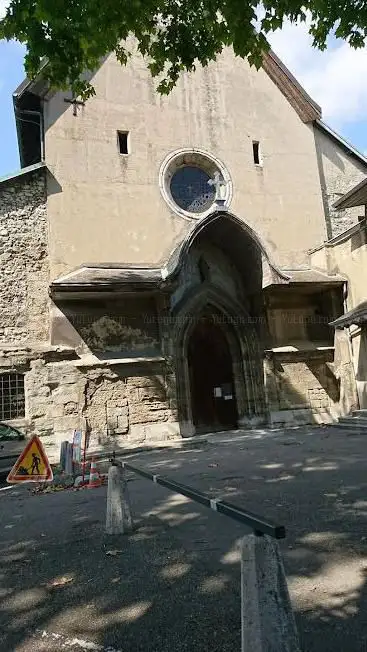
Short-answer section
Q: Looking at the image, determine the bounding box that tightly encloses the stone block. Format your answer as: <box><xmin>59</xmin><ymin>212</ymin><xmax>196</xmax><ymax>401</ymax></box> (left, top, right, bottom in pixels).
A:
<box><xmin>241</xmin><ymin>534</ymin><xmax>300</xmax><ymax>651</ymax></box>
<box><xmin>108</xmin><ymin>406</ymin><xmax>128</xmax><ymax>418</ymax></box>
<box><xmin>53</xmin><ymin>388</ymin><xmax>81</xmax><ymax>405</ymax></box>
<box><xmin>129</xmin><ymin>421</ymin><xmax>180</xmax><ymax>442</ymax></box>
<box><xmin>50</xmin><ymin>404</ymin><xmax>64</xmax><ymax>418</ymax></box>
<box><xmin>139</xmin><ymin>386</ymin><xmax>166</xmax><ymax>402</ymax></box>
<box><xmin>269</xmin><ymin>408</ymin><xmax>313</xmax><ymax>427</ymax></box>
<box><xmin>129</xmin><ymin>408</ymin><xmax>169</xmax><ymax>424</ymax></box>
<box><xmin>38</xmin><ymin>385</ymin><xmax>51</xmax><ymax>397</ymax></box>
<box><xmin>53</xmin><ymin>415</ymin><xmax>80</xmax><ymax>432</ymax></box>
<box><xmin>107</xmin><ymin>397</ymin><xmax>127</xmax><ymax>409</ymax></box>
<box><xmin>28</xmin><ymin>401</ymin><xmax>50</xmax><ymax>418</ymax></box>
<box><xmin>116</xmin><ymin>415</ymin><xmax>129</xmax><ymax>433</ymax></box>
<box><xmin>64</xmin><ymin>401</ymin><xmax>79</xmax><ymax>415</ymax></box>
<box><xmin>127</xmin><ymin>388</ymin><xmax>140</xmax><ymax>404</ymax></box>
<box><xmin>127</xmin><ymin>375</ymin><xmax>165</xmax><ymax>389</ymax></box>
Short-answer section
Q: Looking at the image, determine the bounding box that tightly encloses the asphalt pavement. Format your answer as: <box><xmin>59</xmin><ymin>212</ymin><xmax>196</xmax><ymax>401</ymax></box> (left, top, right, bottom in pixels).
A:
<box><xmin>1</xmin><ymin>425</ymin><xmax>367</xmax><ymax>651</ymax></box>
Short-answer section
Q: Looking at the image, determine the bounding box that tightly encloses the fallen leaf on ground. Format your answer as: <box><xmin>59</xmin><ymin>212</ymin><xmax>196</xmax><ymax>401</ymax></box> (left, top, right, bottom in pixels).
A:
<box><xmin>47</xmin><ymin>575</ymin><xmax>74</xmax><ymax>588</ymax></box>
<box><xmin>111</xmin><ymin>576</ymin><xmax>121</xmax><ymax>583</ymax></box>
<box><xmin>106</xmin><ymin>550</ymin><xmax>122</xmax><ymax>556</ymax></box>
<box><xmin>208</xmin><ymin>463</ymin><xmax>218</xmax><ymax>468</ymax></box>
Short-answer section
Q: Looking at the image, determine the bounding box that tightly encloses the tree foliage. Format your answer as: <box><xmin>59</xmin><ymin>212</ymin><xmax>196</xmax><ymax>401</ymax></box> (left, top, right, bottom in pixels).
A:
<box><xmin>1</xmin><ymin>0</ymin><xmax>367</xmax><ymax>98</ymax></box>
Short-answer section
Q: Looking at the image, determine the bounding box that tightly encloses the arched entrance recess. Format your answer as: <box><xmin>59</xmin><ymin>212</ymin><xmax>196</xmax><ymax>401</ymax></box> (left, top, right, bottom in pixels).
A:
<box><xmin>188</xmin><ymin>313</ymin><xmax>237</xmax><ymax>433</ymax></box>
<box><xmin>174</xmin><ymin>287</ymin><xmax>265</xmax><ymax>436</ymax></box>
<box><xmin>165</xmin><ymin>210</ymin><xmax>286</xmax><ymax>436</ymax></box>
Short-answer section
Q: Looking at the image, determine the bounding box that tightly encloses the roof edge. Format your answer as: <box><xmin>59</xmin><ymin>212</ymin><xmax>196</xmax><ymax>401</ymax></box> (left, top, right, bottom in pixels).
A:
<box><xmin>267</xmin><ymin>50</ymin><xmax>322</xmax><ymax>116</ymax></box>
<box><xmin>0</xmin><ymin>162</ymin><xmax>46</xmax><ymax>188</ymax></box>
<box><xmin>316</xmin><ymin>120</ymin><xmax>367</xmax><ymax>167</ymax></box>
<box><xmin>330</xmin><ymin>300</ymin><xmax>367</xmax><ymax>329</ymax></box>
<box><xmin>333</xmin><ymin>177</ymin><xmax>367</xmax><ymax>209</ymax></box>
<box><xmin>262</xmin><ymin>50</ymin><xmax>321</xmax><ymax>123</ymax></box>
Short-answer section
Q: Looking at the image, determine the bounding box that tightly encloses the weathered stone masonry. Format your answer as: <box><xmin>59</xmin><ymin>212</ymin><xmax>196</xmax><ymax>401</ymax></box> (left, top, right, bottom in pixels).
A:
<box><xmin>26</xmin><ymin>359</ymin><xmax>177</xmax><ymax>460</ymax></box>
<box><xmin>0</xmin><ymin>169</ymin><xmax>176</xmax><ymax>458</ymax></box>
<box><xmin>0</xmin><ymin>168</ymin><xmax>49</xmax><ymax>344</ymax></box>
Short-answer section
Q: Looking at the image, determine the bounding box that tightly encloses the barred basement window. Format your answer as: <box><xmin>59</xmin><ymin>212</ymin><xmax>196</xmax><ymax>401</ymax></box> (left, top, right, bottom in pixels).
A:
<box><xmin>0</xmin><ymin>374</ymin><xmax>25</xmax><ymax>420</ymax></box>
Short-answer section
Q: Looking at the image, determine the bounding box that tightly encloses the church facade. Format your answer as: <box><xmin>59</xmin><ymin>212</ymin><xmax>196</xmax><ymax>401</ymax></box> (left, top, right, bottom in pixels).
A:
<box><xmin>1</xmin><ymin>47</ymin><xmax>366</xmax><ymax>457</ymax></box>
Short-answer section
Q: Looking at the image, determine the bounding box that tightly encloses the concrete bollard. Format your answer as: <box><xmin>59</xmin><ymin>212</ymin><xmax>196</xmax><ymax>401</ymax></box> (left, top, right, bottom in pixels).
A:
<box><xmin>241</xmin><ymin>534</ymin><xmax>300</xmax><ymax>652</ymax></box>
<box><xmin>106</xmin><ymin>464</ymin><xmax>133</xmax><ymax>535</ymax></box>
<box><xmin>64</xmin><ymin>442</ymin><xmax>73</xmax><ymax>475</ymax></box>
<box><xmin>121</xmin><ymin>465</ymin><xmax>134</xmax><ymax>533</ymax></box>
<box><xmin>59</xmin><ymin>441</ymin><xmax>68</xmax><ymax>470</ymax></box>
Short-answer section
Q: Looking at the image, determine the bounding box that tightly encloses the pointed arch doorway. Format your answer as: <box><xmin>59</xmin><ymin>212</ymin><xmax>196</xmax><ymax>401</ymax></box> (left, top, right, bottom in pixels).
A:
<box><xmin>187</xmin><ymin>316</ymin><xmax>238</xmax><ymax>433</ymax></box>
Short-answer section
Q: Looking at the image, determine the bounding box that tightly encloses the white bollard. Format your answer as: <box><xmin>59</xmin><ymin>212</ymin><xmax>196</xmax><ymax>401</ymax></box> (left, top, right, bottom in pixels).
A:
<box><xmin>106</xmin><ymin>464</ymin><xmax>133</xmax><ymax>535</ymax></box>
<box><xmin>241</xmin><ymin>533</ymin><xmax>300</xmax><ymax>652</ymax></box>
<box><xmin>121</xmin><ymin>465</ymin><xmax>134</xmax><ymax>533</ymax></box>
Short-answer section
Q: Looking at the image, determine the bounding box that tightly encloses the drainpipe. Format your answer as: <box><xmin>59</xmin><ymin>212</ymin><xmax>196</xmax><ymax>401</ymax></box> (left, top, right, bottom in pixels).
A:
<box><xmin>342</xmin><ymin>281</ymin><xmax>360</xmax><ymax>410</ymax></box>
<box><xmin>342</xmin><ymin>281</ymin><xmax>354</xmax><ymax>357</ymax></box>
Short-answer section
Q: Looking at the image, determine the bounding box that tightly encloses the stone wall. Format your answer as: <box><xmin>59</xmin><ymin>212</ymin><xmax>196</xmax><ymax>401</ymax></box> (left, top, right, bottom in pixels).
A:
<box><xmin>315</xmin><ymin>126</ymin><xmax>367</xmax><ymax>239</ymax></box>
<box><xmin>52</xmin><ymin>297</ymin><xmax>160</xmax><ymax>355</ymax></box>
<box><xmin>12</xmin><ymin>356</ymin><xmax>178</xmax><ymax>460</ymax></box>
<box><xmin>0</xmin><ymin>168</ymin><xmax>49</xmax><ymax>344</ymax></box>
<box><xmin>264</xmin><ymin>351</ymin><xmax>340</xmax><ymax>426</ymax></box>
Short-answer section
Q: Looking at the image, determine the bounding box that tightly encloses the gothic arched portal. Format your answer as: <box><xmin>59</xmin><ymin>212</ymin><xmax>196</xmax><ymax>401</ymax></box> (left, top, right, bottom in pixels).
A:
<box><xmin>173</xmin><ymin>287</ymin><xmax>266</xmax><ymax>437</ymax></box>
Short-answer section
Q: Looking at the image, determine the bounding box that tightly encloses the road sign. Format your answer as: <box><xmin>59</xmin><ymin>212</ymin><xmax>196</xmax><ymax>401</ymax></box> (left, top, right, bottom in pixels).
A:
<box><xmin>6</xmin><ymin>435</ymin><xmax>53</xmax><ymax>483</ymax></box>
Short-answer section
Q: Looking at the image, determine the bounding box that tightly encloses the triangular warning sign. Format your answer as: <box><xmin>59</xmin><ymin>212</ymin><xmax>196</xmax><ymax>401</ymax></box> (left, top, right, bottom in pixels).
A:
<box><xmin>7</xmin><ymin>435</ymin><xmax>53</xmax><ymax>483</ymax></box>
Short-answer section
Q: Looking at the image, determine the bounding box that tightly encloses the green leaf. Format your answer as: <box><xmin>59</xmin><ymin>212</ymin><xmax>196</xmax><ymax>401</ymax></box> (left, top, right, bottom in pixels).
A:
<box><xmin>2</xmin><ymin>0</ymin><xmax>367</xmax><ymax>96</ymax></box>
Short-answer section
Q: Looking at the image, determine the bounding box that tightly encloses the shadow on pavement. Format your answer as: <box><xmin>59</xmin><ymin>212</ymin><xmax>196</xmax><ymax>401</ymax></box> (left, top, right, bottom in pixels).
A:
<box><xmin>1</xmin><ymin>425</ymin><xmax>367</xmax><ymax>651</ymax></box>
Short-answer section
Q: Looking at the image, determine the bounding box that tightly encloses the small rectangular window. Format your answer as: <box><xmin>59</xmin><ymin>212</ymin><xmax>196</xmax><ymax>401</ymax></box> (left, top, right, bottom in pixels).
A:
<box><xmin>252</xmin><ymin>141</ymin><xmax>261</xmax><ymax>165</ymax></box>
<box><xmin>0</xmin><ymin>373</ymin><xmax>25</xmax><ymax>420</ymax></box>
<box><xmin>117</xmin><ymin>131</ymin><xmax>129</xmax><ymax>155</ymax></box>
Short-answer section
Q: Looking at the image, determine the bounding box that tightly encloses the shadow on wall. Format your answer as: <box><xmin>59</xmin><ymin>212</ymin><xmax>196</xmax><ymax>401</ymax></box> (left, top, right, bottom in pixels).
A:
<box><xmin>52</xmin><ymin>299</ymin><xmax>161</xmax><ymax>357</ymax></box>
<box><xmin>265</xmin><ymin>352</ymin><xmax>341</xmax><ymax>426</ymax></box>
<box><xmin>2</xmin><ymin>426</ymin><xmax>367</xmax><ymax>651</ymax></box>
<box><xmin>350</xmin><ymin>227</ymin><xmax>366</xmax><ymax>253</ymax></box>
<box><xmin>81</xmin><ymin>341</ymin><xmax>345</xmax><ymax>449</ymax></box>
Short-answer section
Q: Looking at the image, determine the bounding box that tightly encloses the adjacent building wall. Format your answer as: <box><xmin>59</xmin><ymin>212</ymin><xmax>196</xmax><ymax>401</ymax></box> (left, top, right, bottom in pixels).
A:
<box><xmin>314</xmin><ymin>126</ymin><xmax>367</xmax><ymax>238</ymax></box>
<box><xmin>264</xmin><ymin>350</ymin><xmax>340</xmax><ymax>426</ymax></box>
<box><xmin>326</xmin><ymin>226</ymin><xmax>367</xmax><ymax>409</ymax></box>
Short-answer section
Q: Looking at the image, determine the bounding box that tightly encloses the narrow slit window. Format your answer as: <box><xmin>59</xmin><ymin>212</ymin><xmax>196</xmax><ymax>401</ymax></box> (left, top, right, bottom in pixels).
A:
<box><xmin>252</xmin><ymin>141</ymin><xmax>261</xmax><ymax>165</ymax></box>
<box><xmin>117</xmin><ymin>131</ymin><xmax>129</xmax><ymax>154</ymax></box>
<box><xmin>0</xmin><ymin>373</ymin><xmax>25</xmax><ymax>420</ymax></box>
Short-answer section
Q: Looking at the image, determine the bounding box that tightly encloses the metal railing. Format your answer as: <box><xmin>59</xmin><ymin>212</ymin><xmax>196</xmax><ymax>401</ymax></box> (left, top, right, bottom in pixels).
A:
<box><xmin>106</xmin><ymin>460</ymin><xmax>299</xmax><ymax>650</ymax></box>
<box><xmin>122</xmin><ymin>461</ymin><xmax>285</xmax><ymax>539</ymax></box>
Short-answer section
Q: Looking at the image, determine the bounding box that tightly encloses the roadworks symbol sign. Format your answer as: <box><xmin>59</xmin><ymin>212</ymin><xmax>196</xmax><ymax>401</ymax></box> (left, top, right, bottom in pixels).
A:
<box><xmin>7</xmin><ymin>435</ymin><xmax>53</xmax><ymax>483</ymax></box>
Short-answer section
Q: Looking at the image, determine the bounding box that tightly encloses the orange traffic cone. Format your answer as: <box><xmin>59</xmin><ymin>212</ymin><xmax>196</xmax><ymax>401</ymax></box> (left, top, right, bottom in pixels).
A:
<box><xmin>88</xmin><ymin>458</ymin><xmax>102</xmax><ymax>488</ymax></box>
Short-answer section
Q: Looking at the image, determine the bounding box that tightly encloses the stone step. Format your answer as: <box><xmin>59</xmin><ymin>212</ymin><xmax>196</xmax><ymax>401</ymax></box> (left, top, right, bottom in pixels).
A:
<box><xmin>339</xmin><ymin>415</ymin><xmax>367</xmax><ymax>425</ymax></box>
<box><xmin>353</xmin><ymin>409</ymin><xmax>367</xmax><ymax>417</ymax></box>
<box><xmin>337</xmin><ymin>417</ymin><xmax>367</xmax><ymax>429</ymax></box>
<box><xmin>338</xmin><ymin>415</ymin><xmax>367</xmax><ymax>425</ymax></box>
<box><xmin>349</xmin><ymin>417</ymin><xmax>367</xmax><ymax>425</ymax></box>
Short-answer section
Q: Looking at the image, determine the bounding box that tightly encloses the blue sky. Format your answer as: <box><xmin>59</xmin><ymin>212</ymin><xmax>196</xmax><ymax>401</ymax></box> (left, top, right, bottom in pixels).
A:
<box><xmin>0</xmin><ymin>39</ymin><xmax>26</xmax><ymax>177</ymax></box>
<box><xmin>1</xmin><ymin>16</ymin><xmax>367</xmax><ymax>178</ymax></box>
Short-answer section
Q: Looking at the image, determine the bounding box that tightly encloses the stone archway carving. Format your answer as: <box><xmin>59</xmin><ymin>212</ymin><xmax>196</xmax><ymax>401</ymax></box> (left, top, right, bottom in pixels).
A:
<box><xmin>172</xmin><ymin>284</ymin><xmax>266</xmax><ymax>436</ymax></box>
<box><xmin>161</xmin><ymin>209</ymin><xmax>290</xmax><ymax>289</ymax></box>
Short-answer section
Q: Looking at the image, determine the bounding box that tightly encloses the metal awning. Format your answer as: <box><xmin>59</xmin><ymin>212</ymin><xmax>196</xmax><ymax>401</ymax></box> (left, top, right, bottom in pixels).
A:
<box><xmin>50</xmin><ymin>265</ymin><xmax>163</xmax><ymax>298</ymax></box>
<box><xmin>334</xmin><ymin>177</ymin><xmax>367</xmax><ymax>209</ymax></box>
<box><xmin>329</xmin><ymin>300</ymin><xmax>367</xmax><ymax>329</ymax></box>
